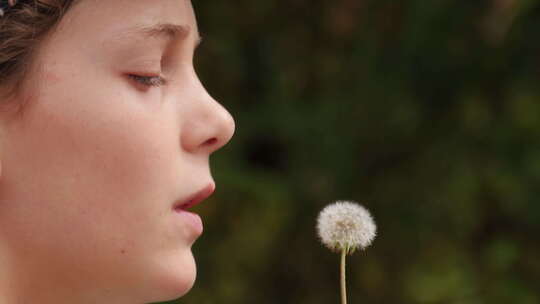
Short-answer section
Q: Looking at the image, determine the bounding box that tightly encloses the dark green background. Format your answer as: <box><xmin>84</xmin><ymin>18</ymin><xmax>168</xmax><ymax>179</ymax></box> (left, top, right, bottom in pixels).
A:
<box><xmin>161</xmin><ymin>0</ymin><xmax>540</xmax><ymax>303</ymax></box>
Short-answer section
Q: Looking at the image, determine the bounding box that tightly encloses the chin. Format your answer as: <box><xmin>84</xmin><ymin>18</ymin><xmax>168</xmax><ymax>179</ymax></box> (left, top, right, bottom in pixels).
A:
<box><xmin>144</xmin><ymin>250</ymin><xmax>198</xmax><ymax>302</ymax></box>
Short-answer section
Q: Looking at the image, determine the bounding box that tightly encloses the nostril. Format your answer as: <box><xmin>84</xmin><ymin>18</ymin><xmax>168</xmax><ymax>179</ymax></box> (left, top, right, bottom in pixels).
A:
<box><xmin>204</xmin><ymin>137</ymin><xmax>218</xmax><ymax>146</ymax></box>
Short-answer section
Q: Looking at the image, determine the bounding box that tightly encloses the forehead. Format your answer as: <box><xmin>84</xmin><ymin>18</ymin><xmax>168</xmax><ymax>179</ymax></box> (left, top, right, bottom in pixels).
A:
<box><xmin>59</xmin><ymin>0</ymin><xmax>198</xmax><ymax>44</ymax></box>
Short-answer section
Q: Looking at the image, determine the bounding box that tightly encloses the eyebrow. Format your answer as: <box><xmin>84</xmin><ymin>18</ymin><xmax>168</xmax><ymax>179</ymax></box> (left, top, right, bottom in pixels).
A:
<box><xmin>115</xmin><ymin>22</ymin><xmax>202</xmax><ymax>47</ymax></box>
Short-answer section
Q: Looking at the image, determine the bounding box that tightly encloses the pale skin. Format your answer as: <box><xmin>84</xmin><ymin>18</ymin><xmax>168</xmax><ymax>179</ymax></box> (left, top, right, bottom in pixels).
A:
<box><xmin>0</xmin><ymin>0</ymin><xmax>235</xmax><ymax>303</ymax></box>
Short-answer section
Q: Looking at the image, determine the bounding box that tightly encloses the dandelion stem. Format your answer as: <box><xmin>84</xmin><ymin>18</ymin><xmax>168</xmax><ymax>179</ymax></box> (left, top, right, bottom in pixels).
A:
<box><xmin>340</xmin><ymin>248</ymin><xmax>347</xmax><ymax>304</ymax></box>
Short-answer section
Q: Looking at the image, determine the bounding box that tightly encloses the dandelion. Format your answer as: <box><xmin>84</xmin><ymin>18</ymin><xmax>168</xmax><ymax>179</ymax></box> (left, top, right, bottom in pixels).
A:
<box><xmin>317</xmin><ymin>201</ymin><xmax>377</xmax><ymax>304</ymax></box>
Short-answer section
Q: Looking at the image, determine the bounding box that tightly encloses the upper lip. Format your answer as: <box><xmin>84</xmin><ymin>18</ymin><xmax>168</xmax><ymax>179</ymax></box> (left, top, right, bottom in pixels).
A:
<box><xmin>173</xmin><ymin>183</ymin><xmax>216</xmax><ymax>211</ymax></box>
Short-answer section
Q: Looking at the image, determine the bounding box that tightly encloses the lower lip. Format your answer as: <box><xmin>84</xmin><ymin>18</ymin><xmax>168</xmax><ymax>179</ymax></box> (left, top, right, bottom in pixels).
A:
<box><xmin>174</xmin><ymin>208</ymin><xmax>203</xmax><ymax>236</ymax></box>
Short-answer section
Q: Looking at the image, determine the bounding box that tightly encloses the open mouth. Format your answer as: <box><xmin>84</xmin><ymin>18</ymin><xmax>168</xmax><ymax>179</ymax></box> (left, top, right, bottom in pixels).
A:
<box><xmin>172</xmin><ymin>183</ymin><xmax>215</xmax><ymax>212</ymax></box>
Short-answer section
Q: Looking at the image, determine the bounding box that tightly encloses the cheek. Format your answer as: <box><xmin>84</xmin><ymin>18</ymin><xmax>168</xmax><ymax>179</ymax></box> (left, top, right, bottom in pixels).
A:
<box><xmin>1</xmin><ymin>71</ymin><xmax>184</xmax><ymax>282</ymax></box>
<box><xmin>19</xmin><ymin>81</ymin><xmax>177</xmax><ymax>208</ymax></box>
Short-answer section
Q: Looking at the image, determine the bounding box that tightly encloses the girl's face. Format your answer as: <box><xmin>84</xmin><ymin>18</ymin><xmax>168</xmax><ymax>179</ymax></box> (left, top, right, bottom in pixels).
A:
<box><xmin>0</xmin><ymin>0</ymin><xmax>234</xmax><ymax>302</ymax></box>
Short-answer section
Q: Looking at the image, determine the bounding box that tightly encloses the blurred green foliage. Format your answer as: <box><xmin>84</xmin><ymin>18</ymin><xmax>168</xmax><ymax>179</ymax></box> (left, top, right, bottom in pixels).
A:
<box><xmin>161</xmin><ymin>0</ymin><xmax>540</xmax><ymax>303</ymax></box>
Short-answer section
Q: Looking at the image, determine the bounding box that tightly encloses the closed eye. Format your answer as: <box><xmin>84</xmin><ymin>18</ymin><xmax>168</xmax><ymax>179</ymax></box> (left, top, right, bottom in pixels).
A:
<box><xmin>128</xmin><ymin>74</ymin><xmax>167</xmax><ymax>87</ymax></box>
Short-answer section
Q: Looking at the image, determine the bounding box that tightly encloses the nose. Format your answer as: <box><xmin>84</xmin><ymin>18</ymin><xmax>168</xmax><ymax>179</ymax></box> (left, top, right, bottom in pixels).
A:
<box><xmin>180</xmin><ymin>81</ymin><xmax>235</xmax><ymax>154</ymax></box>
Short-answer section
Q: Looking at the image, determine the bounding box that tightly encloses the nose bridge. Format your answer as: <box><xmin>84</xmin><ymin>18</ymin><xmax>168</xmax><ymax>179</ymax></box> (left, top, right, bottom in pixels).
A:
<box><xmin>180</xmin><ymin>77</ymin><xmax>235</xmax><ymax>154</ymax></box>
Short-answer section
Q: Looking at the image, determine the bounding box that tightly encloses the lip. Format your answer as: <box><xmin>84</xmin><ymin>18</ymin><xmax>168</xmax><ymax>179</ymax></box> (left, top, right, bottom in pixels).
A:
<box><xmin>175</xmin><ymin>209</ymin><xmax>204</xmax><ymax>236</ymax></box>
<box><xmin>172</xmin><ymin>183</ymin><xmax>215</xmax><ymax>237</ymax></box>
<box><xmin>173</xmin><ymin>182</ymin><xmax>216</xmax><ymax>211</ymax></box>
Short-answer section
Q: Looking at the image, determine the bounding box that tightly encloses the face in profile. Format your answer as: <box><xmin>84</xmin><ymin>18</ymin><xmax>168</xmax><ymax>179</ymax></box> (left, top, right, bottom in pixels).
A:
<box><xmin>0</xmin><ymin>0</ymin><xmax>234</xmax><ymax>302</ymax></box>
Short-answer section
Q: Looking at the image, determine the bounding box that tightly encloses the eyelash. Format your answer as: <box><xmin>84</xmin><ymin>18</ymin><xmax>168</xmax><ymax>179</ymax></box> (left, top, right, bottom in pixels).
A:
<box><xmin>128</xmin><ymin>74</ymin><xmax>167</xmax><ymax>87</ymax></box>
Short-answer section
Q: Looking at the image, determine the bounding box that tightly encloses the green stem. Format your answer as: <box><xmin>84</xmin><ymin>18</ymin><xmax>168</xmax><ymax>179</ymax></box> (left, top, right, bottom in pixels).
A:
<box><xmin>340</xmin><ymin>249</ymin><xmax>347</xmax><ymax>304</ymax></box>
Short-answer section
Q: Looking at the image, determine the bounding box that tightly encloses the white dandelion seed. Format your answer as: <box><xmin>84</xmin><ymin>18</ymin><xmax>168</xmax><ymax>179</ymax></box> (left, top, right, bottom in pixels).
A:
<box><xmin>316</xmin><ymin>200</ymin><xmax>377</xmax><ymax>304</ymax></box>
<box><xmin>317</xmin><ymin>200</ymin><xmax>377</xmax><ymax>254</ymax></box>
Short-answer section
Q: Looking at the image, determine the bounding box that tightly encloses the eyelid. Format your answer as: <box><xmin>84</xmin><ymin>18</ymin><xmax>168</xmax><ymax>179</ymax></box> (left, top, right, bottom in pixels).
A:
<box><xmin>128</xmin><ymin>74</ymin><xmax>167</xmax><ymax>88</ymax></box>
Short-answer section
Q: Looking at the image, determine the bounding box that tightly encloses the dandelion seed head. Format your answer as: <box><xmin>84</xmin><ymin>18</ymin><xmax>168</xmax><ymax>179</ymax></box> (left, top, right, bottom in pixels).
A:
<box><xmin>316</xmin><ymin>200</ymin><xmax>377</xmax><ymax>254</ymax></box>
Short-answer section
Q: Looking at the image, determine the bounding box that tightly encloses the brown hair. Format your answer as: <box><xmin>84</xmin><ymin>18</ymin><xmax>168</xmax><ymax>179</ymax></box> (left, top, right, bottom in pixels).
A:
<box><xmin>0</xmin><ymin>0</ymin><xmax>77</xmax><ymax>116</ymax></box>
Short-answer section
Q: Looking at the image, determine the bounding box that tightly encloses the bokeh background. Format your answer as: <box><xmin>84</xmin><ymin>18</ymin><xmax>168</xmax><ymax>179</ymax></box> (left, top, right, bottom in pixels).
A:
<box><xmin>162</xmin><ymin>1</ymin><xmax>540</xmax><ymax>303</ymax></box>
